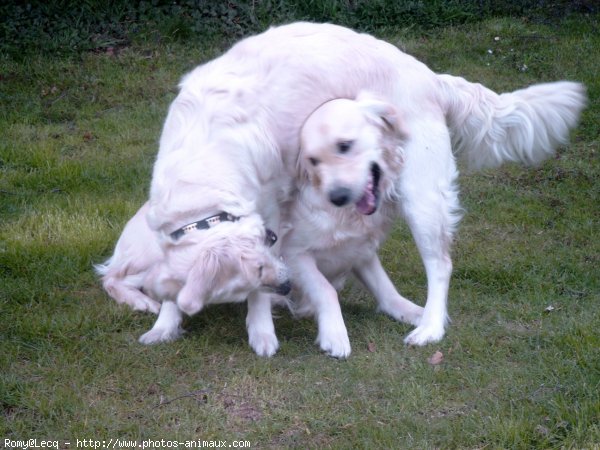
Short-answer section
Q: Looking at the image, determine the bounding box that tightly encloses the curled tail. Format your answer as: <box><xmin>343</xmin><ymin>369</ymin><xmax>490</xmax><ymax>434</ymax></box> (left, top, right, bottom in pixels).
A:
<box><xmin>437</xmin><ymin>74</ymin><xmax>587</xmax><ymax>170</ymax></box>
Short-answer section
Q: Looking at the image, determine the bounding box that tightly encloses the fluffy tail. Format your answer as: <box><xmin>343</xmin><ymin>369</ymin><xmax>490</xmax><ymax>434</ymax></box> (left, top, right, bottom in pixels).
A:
<box><xmin>437</xmin><ymin>74</ymin><xmax>587</xmax><ymax>170</ymax></box>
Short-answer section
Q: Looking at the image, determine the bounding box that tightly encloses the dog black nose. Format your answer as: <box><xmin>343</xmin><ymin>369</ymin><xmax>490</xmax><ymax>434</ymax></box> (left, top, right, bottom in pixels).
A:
<box><xmin>275</xmin><ymin>280</ymin><xmax>292</xmax><ymax>296</ymax></box>
<box><xmin>328</xmin><ymin>187</ymin><xmax>352</xmax><ymax>207</ymax></box>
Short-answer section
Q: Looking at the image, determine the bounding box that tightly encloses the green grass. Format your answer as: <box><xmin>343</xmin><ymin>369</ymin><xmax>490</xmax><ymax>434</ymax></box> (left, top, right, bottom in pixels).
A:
<box><xmin>1</xmin><ymin>15</ymin><xmax>599</xmax><ymax>449</ymax></box>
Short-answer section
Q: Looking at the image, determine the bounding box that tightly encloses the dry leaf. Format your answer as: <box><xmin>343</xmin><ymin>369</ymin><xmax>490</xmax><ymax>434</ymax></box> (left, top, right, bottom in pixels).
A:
<box><xmin>427</xmin><ymin>350</ymin><xmax>444</xmax><ymax>365</ymax></box>
<box><xmin>367</xmin><ymin>342</ymin><xmax>376</xmax><ymax>353</ymax></box>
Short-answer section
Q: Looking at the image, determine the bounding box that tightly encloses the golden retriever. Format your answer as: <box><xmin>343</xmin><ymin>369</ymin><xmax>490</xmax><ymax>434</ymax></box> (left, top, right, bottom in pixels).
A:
<box><xmin>96</xmin><ymin>203</ymin><xmax>290</xmax><ymax>349</ymax></box>
<box><xmin>280</xmin><ymin>92</ymin><xmax>422</xmax><ymax>357</ymax></box>
<box><xmin>282</xmin><ymin>81</ymin><xmax>585</xmax><ymax>357</ymax></box>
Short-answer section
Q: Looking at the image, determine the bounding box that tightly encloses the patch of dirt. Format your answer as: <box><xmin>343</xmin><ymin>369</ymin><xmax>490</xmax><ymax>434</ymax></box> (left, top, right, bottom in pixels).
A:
<box><xmin>220</xmin><ymin>393</ymin><xmax>263</xmax><ymax>422</ymax></box>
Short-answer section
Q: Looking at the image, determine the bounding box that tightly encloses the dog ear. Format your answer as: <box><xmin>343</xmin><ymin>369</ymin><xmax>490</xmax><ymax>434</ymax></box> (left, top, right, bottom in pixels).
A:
<box><xmin>239</xmin><ymin>250</ymin><xmax>261</xmax><ymax>283</ymax></box>
<box><xmin>356</xmin><ymin>91</ymin><xmax>408</xmax><ymax>139</ymax></box>
<box><xmin>295</xmin><ymin>149</ymin><xmax>308</xmax><ymax>181</ymax></box>
<box><xmin>176</xmin><ymin>252</ymin><xmax>220</xmax><ymax>316</ymax></box>
<box><xmin>295</xmin><ymin>138</ymin><xmax>314</xmax><ymax>185</ymax></box>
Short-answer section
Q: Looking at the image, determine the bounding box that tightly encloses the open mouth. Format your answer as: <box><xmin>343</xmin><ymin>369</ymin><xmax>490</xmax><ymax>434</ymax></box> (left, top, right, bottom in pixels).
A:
<box><xmin>355</xmin><ymin>163</ymin><xmax>381</xmax><ymax>215</ymax></box>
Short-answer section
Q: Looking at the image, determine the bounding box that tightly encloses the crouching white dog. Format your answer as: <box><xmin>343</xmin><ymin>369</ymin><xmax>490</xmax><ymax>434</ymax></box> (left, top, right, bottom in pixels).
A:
<box><xmin>96</xmin><ymin>202</ymin><xmax>290</xmax><ymax>355</ymax></box>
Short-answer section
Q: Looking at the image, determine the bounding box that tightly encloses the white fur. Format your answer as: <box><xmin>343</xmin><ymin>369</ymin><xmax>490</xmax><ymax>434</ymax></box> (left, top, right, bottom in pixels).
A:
<box><xmin>95</xmin><ymin>203</ymin><xmax>162</xmax><ymax>315</ymax></box>
<box><xmin>284</xmin><ymin>64</ymin><xmax>584</xmax><ymax>354</ymax></box>
<box><xmin>284</xmin><ymin>94</ymin><xmax>426</xmax><ymax>357</ymax></box>
<box><xmin>95</xmin><ymin>204</ymin><xmax>290</xmax><ymax>356</ymax></box>
<box><xmin>138</xmin><ymin>300</ymin><xmax>184</xmax><ymax>344</ymax></box>
<box><xmin>98</xmin><ymin>22</ymin><xmax>586</xmax><ymax>355</ymax></box>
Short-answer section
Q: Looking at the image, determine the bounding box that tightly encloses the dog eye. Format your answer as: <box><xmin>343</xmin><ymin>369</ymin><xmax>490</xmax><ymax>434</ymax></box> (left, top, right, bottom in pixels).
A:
<box><xmin>337</xmin><ymin>140</ymin><xmax>353</xmax><ymax>154</ymax></box>
<box><xmin>308</xmin><ymin>157</ymin><xmax>320</xmax><ymax>166</ymax></box>
<box><xmin>258</xmin><ymin>265</ymin><xmax>264</xmax><ymax>277</ymax></box>
<box><xmin>265</xmin><ymin>228</ymin><xmax>277</xmax><ymax>247</ymax></box>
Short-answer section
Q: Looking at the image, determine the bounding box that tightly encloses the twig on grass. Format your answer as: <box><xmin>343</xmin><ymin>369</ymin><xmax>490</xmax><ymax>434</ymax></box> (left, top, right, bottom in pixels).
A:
<box><xmin>154</xmin><ymin>389</ymin><xmax>211</xmax><ymax>407</ymax></box>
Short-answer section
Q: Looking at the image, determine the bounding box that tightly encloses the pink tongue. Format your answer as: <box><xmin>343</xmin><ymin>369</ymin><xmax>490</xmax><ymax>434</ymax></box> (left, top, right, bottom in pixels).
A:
<box><xmin>355</xmin><ymin>179</ymin><xmax>376</xmax><ymax>215</ymax></box>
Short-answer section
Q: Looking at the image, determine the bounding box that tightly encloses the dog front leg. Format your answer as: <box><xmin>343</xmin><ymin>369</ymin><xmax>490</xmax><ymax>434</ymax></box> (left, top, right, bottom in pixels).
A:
<box><xmin>138</xmin><ymin>300</ymin><xmax>185</xmax><ymax>344</ymax></box>
<box><xmin>352</xmin><ymin>254</ymin><xmax>423</xmax><ymax>326</ymax></box>
<box><xmin>294</xmin><ymin>254</ymin><xmax>351</xmax><ymax>358</ymax></box>
<box><xmin>246</xmin><ymin>291</ymin><xmax>279</xmax><ymax>357</ymax></box>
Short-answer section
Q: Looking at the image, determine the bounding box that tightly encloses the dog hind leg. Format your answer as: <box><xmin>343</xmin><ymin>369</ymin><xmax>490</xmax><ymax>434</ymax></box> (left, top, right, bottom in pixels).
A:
<box><xmin>398</xmin><ymin>121</ymin><xmax>460</xmax><ymax>346</ymax></box>
<box><xmin>102</xmin><ymin>276</ymin><xmax>161</xmax><ymax>314</ymax></box>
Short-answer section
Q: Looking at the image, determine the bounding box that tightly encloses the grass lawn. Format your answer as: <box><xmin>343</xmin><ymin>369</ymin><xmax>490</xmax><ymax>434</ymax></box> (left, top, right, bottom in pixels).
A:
<box><xmin>1</xmin><ymin>15</ymin><xmax>598</xmax><ymax>449</ymax></box>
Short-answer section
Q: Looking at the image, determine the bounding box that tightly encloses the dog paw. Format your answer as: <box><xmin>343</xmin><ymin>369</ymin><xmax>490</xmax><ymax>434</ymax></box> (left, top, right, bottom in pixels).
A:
<box><xmin>317</xmin><ymin>329</ymin><xmax>351</xmax><ymax>359</ymax></box>
<box><xmin>138</xmin><ymin>326</ymin><xmax>184</xmax><ymax>345</ymax></box>
<box><xmin>380</xmin><ymin>300</ymin><xmax>423</xmax><ymax>326</ymax></box>
<box><xmin>248</xmin><ymin>331</ymin><xmax>279</xmax><ymax>357</ymax></box>
<box><xmin>132</xmin><ymin>298</ymin><xmax>161</xmax><ymax>315</ymax></box>
<box><xmin>404</xmin><ymin>324</ymin><xmax>445</xmax><ymax>346</ymax></box>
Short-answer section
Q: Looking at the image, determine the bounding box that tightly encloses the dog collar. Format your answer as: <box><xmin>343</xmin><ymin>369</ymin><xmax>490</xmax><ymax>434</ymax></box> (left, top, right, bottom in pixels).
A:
<box><xmin>170</xmin><ymin>212</ymin><xmax>239</xmax><ymax>241</ymax></box>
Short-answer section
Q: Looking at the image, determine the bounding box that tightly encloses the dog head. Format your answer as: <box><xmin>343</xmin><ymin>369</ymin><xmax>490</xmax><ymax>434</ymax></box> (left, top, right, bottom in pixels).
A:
<box><xmin>299</xmin><ymin>92</ymin><xmax>407</xmax><ymax>215</ymax></box>
<box><xmin>171</xmin><ymin>214</ymin><xmax>290</xmax><ymax>316</ymax></box>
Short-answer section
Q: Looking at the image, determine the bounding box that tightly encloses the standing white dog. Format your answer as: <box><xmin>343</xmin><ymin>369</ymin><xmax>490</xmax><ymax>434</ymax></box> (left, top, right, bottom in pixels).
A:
<box><xmin>284</xmin><ymin>82</ymin><xmax>585</xmax><ymax>357</ymax></box>
<box><xmin>100</xmin><ymin>22</ymin><xmax>585</xmax><ymax>356</ymax></box>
